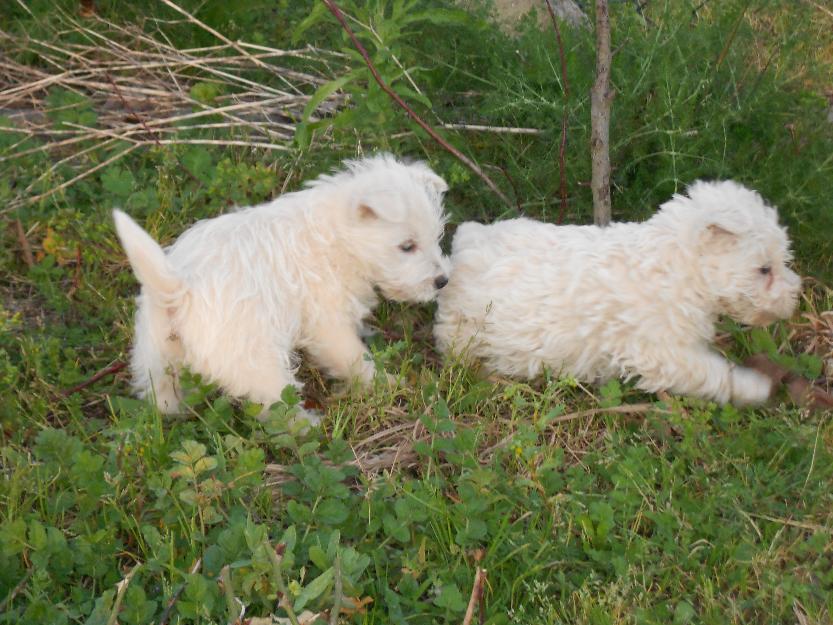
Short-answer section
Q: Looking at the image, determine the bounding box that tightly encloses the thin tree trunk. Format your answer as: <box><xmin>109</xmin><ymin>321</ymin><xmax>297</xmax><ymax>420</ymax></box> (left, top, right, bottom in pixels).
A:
<box><xmin>590</xmin><ymin>0</ymin><xmax>613</xmax><ymax>226</ymax></box>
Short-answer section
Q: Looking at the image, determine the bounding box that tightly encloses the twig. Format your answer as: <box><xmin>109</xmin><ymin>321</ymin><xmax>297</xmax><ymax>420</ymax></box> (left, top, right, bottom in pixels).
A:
<box><xmin>62</xmin><ymin>360</ymin><xmax>127</xmax><ymax>397</ymax></box>
<box><xmin>150</xmin><ymin>138</ymin><xmax>291</xmax><ymax>151</ymax></box>
<box><xmin>265</xmin><ymin>444</ymin><xmax>420</xmax><ymax>487</ymax></box>
<box><xmin>329</xmin><ymin>553</ymin><xmax>343</xmax><ymax>625</ymax></box>
<box><xmin>14</xmin><ymin>218</ymin><xmax>34</xmax><ymax>268</ymax></box>
<box><xmin>1</xmin><ymin>17</ymin><xmax>342</xmax><ymax>212</ymax></box>
<box><xmin>266</xmin><ymin>542</ymin><xmax>302</xmax><ymax>625</ymax></box>
<box><xmin>156</xmin><ymin>0</ymin><xmax>303</xmax><ymax>95</ymax></box>
<box><xmin>543</xmin><ymin>0</ymin><xmax>571</xmax><ymax>223</ymax></box>
<box><xmin>804</xmin><ymin>0</ymin><xmax>833</xmax><ymax>20</ymax></box>
<box><xmin>106</xmin><ymin>563</ymin><xmax>141</xmax><ymax>625</ymax></box>
<box><xmin>461</xmin><ymin>568</ymin><xmax>486</xmax><ymax>625</ymax></box>
<box><xmin>1</xmin><ymin>569</ymin><xmax>32</xmax><ymax>615</ymax></box>
<box><xmin>555</xmin><ymin>113</ymin><xmax>568</xmax><ymax>223</ymax></box>
<box><xmin>480</xmin><ymin>402</ymin><xmax>664</xmax><ymax>459</ymax></box>
<box><xmin>158</xmin><ymin>558</ymin><xmax>202</xmax><ymax>625</ymax></box>
<box><xmin>440</xmin><ymin>123</ymin><xmax>542</xmax><ymax>135</ymax></box>
<box><xmin>320</xmin><ymin>0</ymin><xmax>514</xmax><ymax>211</ymax></box>
<box><xmin>745</xmin><ymin>512</ymin><xmax>829</xmax><ymax>534</ymax></box>
<box><xmin>715</xmin><ymin>2</ymin><xmax>750</xmax><ymax>70</ymax></box>
<box><xmin>219</xmin><ymin>565</ymin><xmax>243</xmax><ymax>625</ymax></box>
<box><xmin>10</xmin><ymin>143</ymin><xmax>139</xmax><ymax>210</ymax></box>
<box><xmin>590</xmin><ymin>0</ymin><xmax>613</xmax><ymax>226</ymax></box>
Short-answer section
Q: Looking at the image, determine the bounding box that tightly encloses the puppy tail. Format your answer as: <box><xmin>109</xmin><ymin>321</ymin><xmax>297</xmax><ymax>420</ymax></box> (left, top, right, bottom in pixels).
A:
<box><xmin>113</xmin><ymin>210</ymin><xmax>184</xmax><ymax>302</ymax></box>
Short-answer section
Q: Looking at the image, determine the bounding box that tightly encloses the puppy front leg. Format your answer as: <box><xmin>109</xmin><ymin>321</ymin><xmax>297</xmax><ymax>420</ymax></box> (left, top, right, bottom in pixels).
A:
<box><xmin>644</xmin><ymin>347</ymin><xmax>772</xmax><ymax>406</ymax></box>
<box><xmin>306</xmin><ymin>318</ymin><xmax>377</xmax><ymax>386</ymax></box>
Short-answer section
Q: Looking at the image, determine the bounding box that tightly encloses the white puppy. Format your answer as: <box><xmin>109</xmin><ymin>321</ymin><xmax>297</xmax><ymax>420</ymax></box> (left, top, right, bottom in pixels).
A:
<box><xmin>115</xmin><ymin>154</ymin><xmax>450</xmax><ymax>421</ymax></box>
<box><xmin>434</xmin><ymin>181</ymin><xmax>801</xmax><ymax>406</ymax></box>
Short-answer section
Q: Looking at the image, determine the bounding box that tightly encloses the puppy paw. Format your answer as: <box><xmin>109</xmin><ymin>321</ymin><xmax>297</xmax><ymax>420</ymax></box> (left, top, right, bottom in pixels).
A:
<box><xmin>730</xmin><ymin>366</ymin><xmax>773</xmax><ymax>406</ymax></box>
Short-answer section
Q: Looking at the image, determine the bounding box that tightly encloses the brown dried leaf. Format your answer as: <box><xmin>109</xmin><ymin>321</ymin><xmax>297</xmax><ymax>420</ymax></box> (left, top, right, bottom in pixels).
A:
<box><xmin>744</xmin><ymin>353</ymin><xmax>791</xmax><ymax>386</ymax></box>
<box><xmin>340</xmin><ymin>596</ymin><xmax>374</xmax><ymax>616</ymax></box>
<box><xmin>786</xmin><ymin>377</ymin><xmax>833</xmax><ymax>412</ymax></box>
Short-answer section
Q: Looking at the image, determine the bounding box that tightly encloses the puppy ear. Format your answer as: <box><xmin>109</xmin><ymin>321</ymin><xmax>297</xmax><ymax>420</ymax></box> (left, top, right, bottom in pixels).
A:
<box><xmin>355</xmin><ymin>189</ymin><xmax>406</xmax><ymax>223</ymax></box>
<box><xmin>421</xmin><ymin>170</ymin><xmax>448</xmax><ymax>195</ymax></box>
<box><xmin>701</xmin><ymin>223</ymin><xmax>738</xmax><ymax>252</ymax></box>
<box><xmin>358</xmin><ymin>203</ymin><xmax>377</xmax><ymax>219</ymax></box>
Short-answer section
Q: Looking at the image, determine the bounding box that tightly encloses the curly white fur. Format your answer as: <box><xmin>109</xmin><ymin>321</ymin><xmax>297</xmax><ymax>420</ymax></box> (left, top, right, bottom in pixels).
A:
<box><xmin>434</xmin><ymin>180</ymin><xmax>801</xmax><ymax>406</ymax></box>
<box><xmin>115</xmin><ymin>154</ymin><xmax>450</xmax><ymax>420</ymax></box>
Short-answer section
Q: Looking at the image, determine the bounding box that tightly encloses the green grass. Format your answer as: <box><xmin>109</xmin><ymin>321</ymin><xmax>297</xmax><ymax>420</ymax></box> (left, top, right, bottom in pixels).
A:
<box><xmin>1</xmin><ymin>1</ymin><xmax>833</xmax><ymax>624</ymax></box>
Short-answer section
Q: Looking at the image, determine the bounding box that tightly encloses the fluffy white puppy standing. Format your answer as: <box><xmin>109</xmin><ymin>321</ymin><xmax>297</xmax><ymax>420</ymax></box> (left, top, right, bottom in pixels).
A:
<box><xmin>114</xmin><ymin>154</ymin><xmax>450</xmax><ymax>421</ymax></box>
<box><xmin>434</xmin><ymin>181</ymin><xmax>801</xmax><ymax>406</ymax></box>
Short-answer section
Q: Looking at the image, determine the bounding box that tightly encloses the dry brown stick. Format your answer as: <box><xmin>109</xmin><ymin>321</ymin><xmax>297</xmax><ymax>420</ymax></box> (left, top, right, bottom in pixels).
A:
<box><xmin>590</xmin><ymin>0</ymin><xmax>613</xmax><ymax>226</ymax></box>
<box><xmin>266</xmin><ymin>543</ymin><xmax>302</xmax><ymax>625</ymax></box>
<box><xmin>18</xmin><ymin>137</ymin><xmax>119</xmax><ymax>197</ymax></box>
<box><xmin>353</xmin><ymin>422</ymin><xmax>415</xmax><ymax>449</ymax></box>
<box><xmin>106</xmin><ymin>563</ymin><xmax>141</xmax><ymax>625</ymax></box>
<box><xmin>14</xmin><ymin>218</ymin><xmax>34</xmax><ymax>268</ymax></box>
<box><xmin>544</xmin><ymin>0</ymin><xmax>570</xmax><ymax>224</ymax></box>
<box><xmin>461</xmin><ymin>568</ymin><xmax>486</xmax><ymax>625</ymax></box>
<box><xmin>105</xmin><ymin>72</ymin><xmax>161</xmax><ymax>143</ymax></box>
<box><xmin>440</xmin><ymin>123</ymin><xmax>542</xmax><ymax>135</ymax></box>
<box><xmin>219</xmin><ymin>565</ymin><xmax>241</xmax><ymax>625</ymax></box>
<box><xmin>60</xmin><ymin>121</ymin><xmax>292</xmax><ymax>152</ymax></box>
<box><xmin>7</xmin><ymin>143</ymin><xmax>139</xmax><ymax>211</ymax></box>
<box><xmin>715</xmin><ymin>2</ymin><xmax>750</xmax><ymax>70</ymax></box>
<box><xmin>0</xmin><ymin>569</ymin><xmax>32</xmax><ymax>614</ymax></box>
<box><xmin>556</xmin><ymin>114</ymin><xmax>568</xmax><ymax>223</ymax></box>
<box><xmin>27</xmin><ymin>27</ymin><xmax>311</xmax><ymax>93</ymax></box>
<box><xmin>103</xmin><ymin>72</ymin><xmax>205</xmax><ymax>185</ymax></box>
<box><xmin>159</xmin><ymin>558</ymin><xmax>202</xmax><ymax>625</ymax></box>
<box><xmin>265</xmin><ymin>445</ymin><xmax>421</xmax><ymax>486</ymax></box>
<box><xmin>320</xmin><ymin>0</ymin><xmax>515</xmax><ymax>212</ymax></box>
<box><xmin>480</xmin><ymin>402</ymin><xmax>663</xmax><ymax>459</ymax></box>
<box><xmin>153</xmin><ymin>138</ymin><xmax>291</xmax><ymax>151</ymax></box>
<box><xmin>329</xmin><ymin>553</ymin><xmax>343</xmax><ymax>625</ymax></box>
<box><xmin>746</xmin><ymin>512</ymin><xmax>829</xmax><ymax>534</ymax></box>
<box><xmin>156</xmin><ymin>0</ymin><xmax>303</xmax><ymax>95</ymax></box>
<box><xmin>62</xmin><ymin>360</ymin><xmax>127</xmax><ymax>397</ymax></box>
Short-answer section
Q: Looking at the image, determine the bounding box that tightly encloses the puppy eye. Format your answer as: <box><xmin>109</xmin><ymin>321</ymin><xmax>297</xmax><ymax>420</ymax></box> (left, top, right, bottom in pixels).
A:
<box><xmin>759</xmin><ymin>266</ymin><xmax>771</xmax><ymax>275</ymax></box>
<box><xmin>399</xmin><ymin>240</ymin><xmax>417</xmax><ymax>253</ymax></box>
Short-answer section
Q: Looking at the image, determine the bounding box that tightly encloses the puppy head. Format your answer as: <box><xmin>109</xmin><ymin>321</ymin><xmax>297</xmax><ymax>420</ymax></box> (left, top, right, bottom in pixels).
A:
<box><xmin>673</xmin><ymin>180</ymin><xmax>801</xmax><ymax>325</ymax></box>
<box><xmin>341</xmin><ymin>155</ymin><xmax>450</xmax><ymax>302</ymax></box>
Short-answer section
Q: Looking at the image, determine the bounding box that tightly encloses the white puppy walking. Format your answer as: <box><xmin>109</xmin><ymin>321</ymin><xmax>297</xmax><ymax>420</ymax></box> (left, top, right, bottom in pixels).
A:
<box><xmin>115</xmin><ymin>154</ymin><xmax>450</xmax><ymax>420</ymax></box>
<box><xmin>434</xmin><ymin>181</ymin><xmax>801</xmax><ymax>405</ymax></box>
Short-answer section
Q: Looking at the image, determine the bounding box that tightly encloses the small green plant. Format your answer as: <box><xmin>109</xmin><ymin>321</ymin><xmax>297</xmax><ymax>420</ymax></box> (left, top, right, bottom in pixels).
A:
<box><xmin>293</xmin><ymin>0</ymin><xmax>474</xmax><ymax>149</ymax></box>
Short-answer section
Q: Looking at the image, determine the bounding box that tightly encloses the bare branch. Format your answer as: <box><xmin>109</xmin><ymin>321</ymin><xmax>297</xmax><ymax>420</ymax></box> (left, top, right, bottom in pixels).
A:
<box><xmin>320</xmin><ymin>0</ymin><xmax>515</xmax><ymax>211</ymax></box>
<box><xmin>159</xmin><ymin>558</ymin><xmax>202</xmax><ymax>625</ymax></box>
<box><xmin>106</xmin><ymin>563</ymin><xmax>141</xmax><ymax>625</ymax></box>
<box><xmin>329</xmin><ymin>553</ymin><xmax>343</xmax><ymax>625</ymax></box>
<box><xmin>544</xmin><ymin>0</ymin><xmax>571</xmax><ymax>223</ymax></box>
<box><xmin>590</xmin><ymin>0</ymin><xmax>613</xmax><ymax>226</ymax></box>
<box><xmin>461</xmin><ymin>568</ymin><xmax>487</xmax><ymax>625</ymax></box>
<box><xmin>62</xmin><ymin>360</ymin><xmax>127</xmax><ymax>397</ymax></box>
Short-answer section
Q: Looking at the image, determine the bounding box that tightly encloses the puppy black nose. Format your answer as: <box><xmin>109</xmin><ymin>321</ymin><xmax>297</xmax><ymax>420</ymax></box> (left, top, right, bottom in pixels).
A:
<box><xmin>434</xmin><ymin>275</ymin><xmax>449</xmax><ymax>290</ymax></box>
